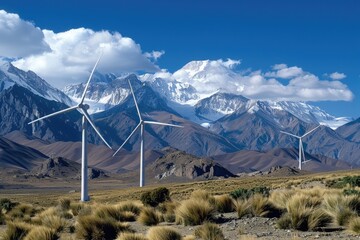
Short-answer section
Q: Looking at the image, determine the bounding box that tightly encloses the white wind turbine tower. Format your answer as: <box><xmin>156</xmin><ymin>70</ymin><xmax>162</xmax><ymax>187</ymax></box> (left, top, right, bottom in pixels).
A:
<box><xmin>28</xmin><ymin>54</ymin><xmax>112</xmax><ymax>202</ymax></box>
<box><xmin>113</xmin><ymin>80</ymin><xmax>183</xmax><ymax>187</ymax></box>
<box><xmin>280</xmin><ymin>125</ymin><xmax>320</xmax><ymax>170</ymax></box>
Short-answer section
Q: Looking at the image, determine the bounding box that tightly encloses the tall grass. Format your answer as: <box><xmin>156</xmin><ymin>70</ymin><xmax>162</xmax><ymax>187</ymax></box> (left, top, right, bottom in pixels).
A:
<box><xmin>137</xmin><ymin>207</ymin><xmax>160</xmax><ymax>226</ymax></box>
<box><xmin>76</xmin><ymin>215</ymin><xmax>131</xmax><ymax>240</ymax></box>
<box><xmin>94</xmin><ymin>205</ymin><xmax>136</xmax><ymax>222</ymax></box>
<box><xmin>23</xmin><ymin>226</ymin><xmax>58</xmax><ymax>240</ymax></box>
<box><xmin>116</xmin><ymin>232</ymin><xmax>148</xmax><ymax>240</ymax></box>
<box><xmin>194</xmin><ymin>222</ymin><xmax>225</xmax><ymax>240</ymax></box>
<box><xmin>190</xmin><ymin>190</ymin><xmax>215</xmax><ymax>204</ymax></box>
<box><xmin>248</xmin><ymin>194</ymin><xmax>281</xmax><ymax>218</ymax></box>
<box><xmin>234</xmin><ymin>199</ymin><xmax>251</xmax><ymax>218</ymax></box>
<box><xmin>347</xmin><ymin>217</ymin><xmax>360</xmax><ymax>234</ymax></box>
<box><xmin>214</xmin><ymin>195</ymin><xmax>234</xmax><ymax>213</ymax></box>
<box><xmin>116</xmin><ymin>201</ymin><xmax>143</xmax><ymax>216</ymax></box>
<box><xmin>1</xmin><ymin>221</ymin><xmax>32</xmax><ymax>240</ymax></box>
<box><xmin>175</xmin><ymin>198</ymin><xmax>215</xmax><ymax>226</ymax></box>
<box><xmin>41</xmin><ymin>215</ymin><xmax>68</xmax><ymax>233</ymax></box>
<box><xmin>147</xmin><ymin>226</ymin><xmax>182</xmax><ymax>240</ymax></box>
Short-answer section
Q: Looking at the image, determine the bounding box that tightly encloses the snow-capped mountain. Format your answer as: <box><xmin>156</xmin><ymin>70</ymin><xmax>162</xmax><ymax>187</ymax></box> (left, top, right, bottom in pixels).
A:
<box><xmin>0</xmin><ymin>60</ymin><xmax>73</xmax><ymax>106</ymax></box>
<box><xmin>147</xmin><ymin>78</ymin><xmax>199</xmax><ymax>103</ymax></box>
<box><xmin>63</xmin><ymin>74</ymin><xmax>142</xmax><ymax>113</ymax></box>
<box><xmin>63</xmin><ymin>60</ymin><xmax>351</xmax><ymax>129</ymax></box>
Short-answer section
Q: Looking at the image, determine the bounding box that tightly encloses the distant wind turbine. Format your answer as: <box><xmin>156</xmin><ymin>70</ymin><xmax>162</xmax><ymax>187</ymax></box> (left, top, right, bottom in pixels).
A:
<box><xmin>280</xmin><ymin>125</ymin><xmax>320</xmax><ymax>170</ymax></box>
<box><xmin>28</xmin><ymin>54</ymin><xmax>112</xmax><ymax>202</ymax></box>
<box><xmin>113</xmin><ymin>80</ymin><xmax>183</xmax><ymax>187</ymax></box>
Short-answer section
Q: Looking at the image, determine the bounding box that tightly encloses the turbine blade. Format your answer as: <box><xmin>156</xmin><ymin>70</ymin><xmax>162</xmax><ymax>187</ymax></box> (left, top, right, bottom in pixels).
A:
<box><xmin>81</xmin><ymin>108</ymin><xmax>112</xmax><ymax>149</ymax></box>
<box><xmin>302</xmin><ymin>125</ymin><xmax>320</xmax><ymax>138</ymax></box>
<box><xmin>128</xmin><ymin>79</ymin><xmax>142</xmax><ymax>121</ymax></box>
<box><xmin>143</xmin><ymin>121</ymin><xmax>183</xmax><ymax>128</ymax></box>
<box><xmin>279</xmin><ymin>131</ymin><xmax>300</xmax><ymax>139</ymax></box>
<box><xmin>80</xmin><ymin>53</ymin><xmax>103</xmax><ymax>104</ymax></box>
<box><xmin>113</xmin><ymin>123</ymin><xmax>141</xmax><ymax>156</ymax></box>
<box><xmin>28</xmin><ymin>105</ymin><xmax>78</xmax><ymax>124</ymax></box>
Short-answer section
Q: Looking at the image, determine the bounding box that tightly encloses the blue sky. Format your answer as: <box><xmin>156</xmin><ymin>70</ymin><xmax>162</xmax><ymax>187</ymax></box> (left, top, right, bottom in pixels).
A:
<box><xmin>0</xmin><ymin>0</ymin><xmax>359</xmax><ymax>118</ymax></box>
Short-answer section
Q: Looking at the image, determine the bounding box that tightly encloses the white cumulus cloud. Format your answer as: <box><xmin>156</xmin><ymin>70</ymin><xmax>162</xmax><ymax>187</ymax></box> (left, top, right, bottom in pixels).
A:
<box><xmin>0</xmin><ymin>10</ymin><xmax>50</xmax><ymax>58</ymax></box>
<box><xmin>13</xmin><ymin>28</ymin><xmax>161</xmax><ymax>88</ymax></box>
<box><xmin>329</xmin><ymin>72</ymin><xmax>346</xmax><ymax>80</ymax></box>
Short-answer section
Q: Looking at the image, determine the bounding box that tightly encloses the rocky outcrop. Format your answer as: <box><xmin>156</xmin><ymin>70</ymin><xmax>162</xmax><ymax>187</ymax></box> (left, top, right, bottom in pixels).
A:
<box><xmin>31</xmin><ymin>157</ymin><xmax>107</xmax><ymax>179</ymax></box>
<box><xmin>150</xmin><ymin>149</ymin><xmax>235</xmax><ymax>181</ymax></box>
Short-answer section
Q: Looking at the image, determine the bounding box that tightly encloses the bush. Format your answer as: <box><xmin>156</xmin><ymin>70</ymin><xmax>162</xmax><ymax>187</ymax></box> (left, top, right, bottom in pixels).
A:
<box><xmin>137</xmin><ymin>207</ymin><xmax>160</xmax><ymax>226</ymax></box>
<box><xmin>140</xmin><ymin>187</ymin><xmax>170</xmax><ymax>207</ymax></box>
<box><xmin>230</xmin><ymin>187</ymin><xmax>270</xmax><ymax>200</ymax></box>
<box><xmin>326</xmin><ymin>176</ymin><xmax>360</xmax><ymax>188</ymax></box>
<box><xmin>23</xmin><ymin>226</ymin><xmax>59</xmax><ymax>240</ymax></box>
<box><xmin>116</xmin><ymin>232</ymin><xmax>147</xmax><ymax>240</ymax></box>
<box><xmin>2</xmin><ymin>221</ymin><xmax>31</xmax><ymax>240</ymax></box>
<box><xmin>214</xmin><ymin>195</ymin><xmax>234</xmax><ymax>213</ymax></box>
<box><xmin>0</xmin><ymin>210</ymin><xmax>5</xmax><ymax>225</ymax></box>
<box><xmin>76</xmin><ymin>215</ymin><xmax>131</xmax><ymax>240</ymax></box>
<box><xmin>147</xmin><ymin>226</ymin><xmax>182</xmax><ymax>240</ymax></box>
<box><xmin>344</xmin><ymin>189</ymin><xmax>360</xmax><ymax>196</ymax></box>
<box><xmin>158</xmin><ymin>201</ymin><xmax>177</xmax><ymax>223</ymax></box>
<box><xmin>175</xmin><ymin>199</ymin><xmax>215</xmax><ymax>226</ymax></box>
<box><xmin>194</xmin><ymin>222</ymin><xmax>225</xmax><ymax>240</ymax></box>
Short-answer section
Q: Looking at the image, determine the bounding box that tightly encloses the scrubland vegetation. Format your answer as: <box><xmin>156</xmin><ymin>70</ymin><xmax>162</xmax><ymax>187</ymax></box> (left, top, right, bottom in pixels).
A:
<box><xmin>2</xmin><ymin>173</ymin><xmax>360</xmax><ymax>239</ymax></box>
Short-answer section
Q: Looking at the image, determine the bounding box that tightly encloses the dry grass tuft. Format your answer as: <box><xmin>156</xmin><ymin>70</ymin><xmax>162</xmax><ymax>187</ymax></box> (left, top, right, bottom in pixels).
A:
<box><xmin>347</xmin><ymin>217</ymin><xmax>360</xmax><ymax>234</ymax></box>
<box><xmin>190</xmin><ymin>189</ymin><xmax>215</xmax><ymax>203</ymax></box>
<box><xmin>117</xmin><ymin>201</ymin><xmax>143</xmax><ymax>216</ymax></box>
<box><xmin>23</xmin><ymin>226</ymin><xmax>58</xmax><ymax>240</ymax></box>
<box><xmin>76</xmin><ymin>215</ymin><xmax>131</xmax><ymax>240</ymax></box>
<box><xmin>116</xmin><ymin>232</ymin><xmax>148</xmax><ymax>240</ymax></box>
<box><xmin>58</xmin><ymin>198</ymin><xmax>71</xmax><ymax>212</ymax></box>
<box><xmin>183</xmin><ymin>236</ymin><xmax>196</xmax><ymax>240</ymax></box>
<box><xmin>322</xmin><ymin>194</ymin><xmax>356</xmax><ymax>226</ymax></box>
<box><xmin>41</xmin><ymin>215</ymin><xmax>68</xmax><ymax>233</ymax></box>
<box><xmin>307</xmin><ymin>208</ymin><xmax>332</xmax><ymax>231</ymax></box>
<box><xmin>269</xmin><ymin>189</ymin><xmax>295</xmax><ymax>210</ymax></box>
<box><xmin>234</xmin><ymin>199</ymin><xmax>251</xmax><ymax>218</ymax></box>
<box><xmin>248</xmin><ymin>194</ymin><xmax>281</xmax><ymax>218</ymax></box>
<box><xmin>214</xmin><ymin>195</ymin><xmax>234</xmax><ymax>213</ymax></box>
<box><xmin>175</xmin><ymin>198</ymin><xmax>215</xmax><ymax>226</ymax></box>
<box><xmin>194</xmin><ymin>222</ymin><xmax>225</xmax><ymax>240</ymax></box>
<box><xmin>137</xmin><ymin>207</ymin><xmax>160</xmax><ymax>226</ymax></box>
<box><xmin>147</xmin><ymin>226</ymin><xmax>182</xmax><ymax>240</ymax></box>
<box><xmin>2</xmin><ymin>221</ymin><xmax>32</xmax><ymax>240</ymax></box>
<box><xmin>95</xmin><ymin>205</ymin><xmax>136</xmax><ymax>222</ymax></box>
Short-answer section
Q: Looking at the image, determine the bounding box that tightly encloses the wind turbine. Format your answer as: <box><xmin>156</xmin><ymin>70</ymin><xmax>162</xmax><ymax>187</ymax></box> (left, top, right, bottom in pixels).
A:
<box><xmin>113</xmin><ymin>80</ymin><xmax>183</xmax><ymax>187</ymax></box>
<box><xmin>280</xmin><ymin>125</ymin><xmax>320</xmax><ymax>170</ymax></box>
<box><xmin>28</xmin><ymin>54</ymin><xmax>111</xmax><ymax>202</ymax></box>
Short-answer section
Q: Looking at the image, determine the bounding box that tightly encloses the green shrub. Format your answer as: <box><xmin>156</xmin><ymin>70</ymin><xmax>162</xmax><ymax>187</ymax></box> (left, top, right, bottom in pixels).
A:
<box><xmin>326</xmin><ymin>176</ymin><xmax>360</xmax><ymax>188</ymax></box>
<box><xmin>140</xmin><ymin>187</ymin><xmax>170</xmax><ymax>207</ymax></box>
<box><xmin>344</xmin><ymin>189</ymin><xmax>360</xmax><ymax>196</ymax></box>
<box><xmin>230</xmin><ymin>187</ymin><xmax>270</xmax><ymax>200</ymax></box>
